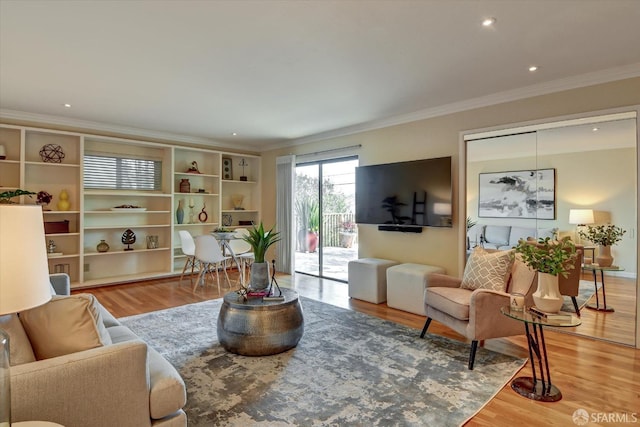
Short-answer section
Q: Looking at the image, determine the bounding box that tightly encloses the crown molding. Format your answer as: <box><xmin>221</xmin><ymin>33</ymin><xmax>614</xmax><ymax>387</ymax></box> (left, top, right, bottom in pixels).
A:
<box><xmin>0</xmin><ymin>109</ymin><xmax>257</xmax><ymax>151</ymax></box>
<box><xmin>263</xmin><ymin>63</ymin><xmax>640</xmax><ymax>151</ymax></box>
<box><xmin>3</xmin><ymin>63</ymin><xmax>639</xmax><ymax>154</ymax></box>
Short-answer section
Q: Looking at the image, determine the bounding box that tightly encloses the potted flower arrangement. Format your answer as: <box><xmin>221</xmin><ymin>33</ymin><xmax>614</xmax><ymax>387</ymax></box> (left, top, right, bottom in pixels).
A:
<box><xmin>242</xmin><ymin>222</ymin><xmax>281</xmax><ymax>289</ymax></box>
<box><xmin>339</xmin><ymin>220</ymin><xmax>357</xmax><ymax>248</ymax></box>
<box><xmin>514</xmin><ymin>236</ymin><xmax>577</xmax><ymax>313</ymax></box>
<box><xmin>36</xmin><ymin>191</ymin><xmax>53</xmax><ymax>210</ymax></box>
<box><xmin>578</xmin><ymin>224</ymin><xmax>626</xmax><ymax>267</ymax></box>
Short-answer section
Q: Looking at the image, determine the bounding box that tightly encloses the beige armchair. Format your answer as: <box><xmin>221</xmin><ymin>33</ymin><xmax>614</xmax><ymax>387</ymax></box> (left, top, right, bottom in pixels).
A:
<box><xmin>420</xmin><ymin>257</ymin><xmax>537</xmax><ymax>370</ymax></box>
<box><xmin>558</xmin><ymin>245</ymin><xmax>583</xmax><ymax>315</ymax></box>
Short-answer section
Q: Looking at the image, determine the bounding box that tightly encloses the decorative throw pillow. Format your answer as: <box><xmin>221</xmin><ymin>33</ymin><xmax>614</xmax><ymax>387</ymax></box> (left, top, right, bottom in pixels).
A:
<box><xmin>0</xmin><ymin>313</ymin><xmax>36</xmax><ymax>366</ymax></box>
<box><xmin>19</xmin><ymin>294</ymin><xmax>112</xmax><ymax>360</ymax></box>
<box><xmin>460</xmin><ymin>247</ymin><xmax>514</xmax><ymax>292</ymax></box>
<box><xmin>507</xmin><ymin>254</ymin><xmax>537</xmax><ymax>296</ymax></box>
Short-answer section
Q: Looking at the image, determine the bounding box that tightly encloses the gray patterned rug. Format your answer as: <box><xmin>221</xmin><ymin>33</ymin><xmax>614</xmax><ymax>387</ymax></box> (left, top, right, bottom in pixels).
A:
<box><xmin>560</xmin><ymin>280</ymin><xmax>599</xmax><ymax>313</ymax></box>
<box><xmin>120</xmin><ymin>296</ymin><xmax>525</xmax><ymax>427</ymax></box>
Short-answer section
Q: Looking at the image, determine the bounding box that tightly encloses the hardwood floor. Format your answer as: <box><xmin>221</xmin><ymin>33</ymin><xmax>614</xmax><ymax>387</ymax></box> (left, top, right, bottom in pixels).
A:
<box><xmin>76</xmin><ymin>271</ymin><xmax>640</xmax><ymax>427</ymax></box>
<box><xmin>560</xmin><ymin>272</ymin><xmax>637</xmax><ymax>346</ymax></box>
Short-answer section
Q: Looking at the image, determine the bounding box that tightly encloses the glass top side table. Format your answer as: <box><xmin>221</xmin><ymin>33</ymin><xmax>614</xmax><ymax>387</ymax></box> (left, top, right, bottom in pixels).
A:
<box><xmin>501</xmin><ymin>306</ymin><xmax>581</xmax><ymax>402</ymax></box>
<box><xmin>581</xmin><ymin>265</ymin><xmax>624</xmax><ymax>312</ymax></box>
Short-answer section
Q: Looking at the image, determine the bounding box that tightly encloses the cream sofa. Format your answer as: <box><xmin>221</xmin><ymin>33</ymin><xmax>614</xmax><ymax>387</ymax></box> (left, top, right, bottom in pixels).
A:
<box><xmin>5</xmin><ymin>274</ymin><xmax>187</xmax><ymax>427</ymax></box>
<box><xmin>468</xmin><ymin>224</ymin><xmax>557</xmax><ymax>250</ymax></box>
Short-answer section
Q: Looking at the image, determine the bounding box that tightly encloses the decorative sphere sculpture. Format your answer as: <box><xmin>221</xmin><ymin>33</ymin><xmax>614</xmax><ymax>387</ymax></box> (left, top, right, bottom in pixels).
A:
<box><xmin>39</xmin><ymin>144</ymin><xmax>65</xmax><ymax>163</ymax></box>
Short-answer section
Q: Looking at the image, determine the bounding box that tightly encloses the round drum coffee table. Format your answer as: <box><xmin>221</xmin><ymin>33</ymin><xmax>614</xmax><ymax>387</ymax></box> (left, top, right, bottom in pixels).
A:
<box><xmin>217</xmin><ymin>288</ymin><xmax>304</xmax><ymax>356</ymax></box>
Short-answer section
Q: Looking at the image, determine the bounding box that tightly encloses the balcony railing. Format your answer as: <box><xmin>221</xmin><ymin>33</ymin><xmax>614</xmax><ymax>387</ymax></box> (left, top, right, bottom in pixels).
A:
<box><xmin>322</xmin><ymin>212</ymin><xmax>356</xmax><ymax>247</ymax></box>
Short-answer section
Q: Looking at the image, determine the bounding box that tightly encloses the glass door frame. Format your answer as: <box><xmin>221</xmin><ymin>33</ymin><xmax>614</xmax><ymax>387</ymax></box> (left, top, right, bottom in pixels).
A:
<box><xmin>294</xmin><ymin>155</ymin><xmax>358</xmax><ymax>281</ymax></box>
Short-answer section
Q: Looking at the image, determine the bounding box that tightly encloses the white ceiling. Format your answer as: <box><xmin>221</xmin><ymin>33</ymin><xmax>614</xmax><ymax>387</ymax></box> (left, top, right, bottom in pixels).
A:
<box><xmin>1</xmin><ymin>0</ymin><xmax>640</xmax><ymax>151</ymax></box>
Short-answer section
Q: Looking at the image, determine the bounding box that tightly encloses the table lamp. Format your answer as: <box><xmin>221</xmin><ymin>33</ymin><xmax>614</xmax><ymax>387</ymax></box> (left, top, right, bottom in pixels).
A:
<box><xmin>0</xmin><ymin>205</ymin><xmax>53</xmax><ymax>426</ymax></box>
<box><xmin>433</xmin><ymin>203</ymin><xmax>452</xmax><ymax>226</ymax></box>
<box><xmin>569</xmin><ymin>209</ymin><xmax>594</xmax><ymax>244</ymax></box>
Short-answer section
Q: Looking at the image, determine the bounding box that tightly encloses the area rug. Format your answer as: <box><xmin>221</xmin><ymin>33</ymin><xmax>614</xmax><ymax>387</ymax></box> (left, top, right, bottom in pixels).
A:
<box><xmin>120</xmin><ymin>296</ymin><xmax>526</xmax><ymax>427</ymax></box>
<box><xmin>560</xmin><ymin>279</ymin><xmax>599</xmax><ymax>312</ymax></box>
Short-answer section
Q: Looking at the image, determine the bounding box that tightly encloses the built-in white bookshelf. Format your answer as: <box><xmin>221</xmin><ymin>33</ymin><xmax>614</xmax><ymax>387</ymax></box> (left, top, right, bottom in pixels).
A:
<box><xmin>0</xmin><ymin>123</ymin><xmax>261</xmax><ymax>288</ymax></box>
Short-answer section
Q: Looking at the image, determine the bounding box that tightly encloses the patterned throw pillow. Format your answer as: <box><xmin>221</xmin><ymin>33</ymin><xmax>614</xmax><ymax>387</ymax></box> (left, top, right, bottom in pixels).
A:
<box><xmin>460</xmin><ymin>247</ymin><xmax>514</xmax><ymax>292</ymax></box>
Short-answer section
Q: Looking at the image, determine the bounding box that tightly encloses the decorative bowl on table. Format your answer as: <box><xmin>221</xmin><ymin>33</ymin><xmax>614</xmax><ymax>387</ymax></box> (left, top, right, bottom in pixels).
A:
<box><xmin>212</xmin><ymin>228</ymin><xmax>237</xmax><ymax>241</ymax></box>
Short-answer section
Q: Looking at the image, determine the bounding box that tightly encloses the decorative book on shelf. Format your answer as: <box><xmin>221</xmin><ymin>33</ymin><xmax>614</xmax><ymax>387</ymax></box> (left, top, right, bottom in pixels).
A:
<box><xmin>528</xmin><ymin>306</ymin><xmax>573</xmax><ymax>320</ymax></box>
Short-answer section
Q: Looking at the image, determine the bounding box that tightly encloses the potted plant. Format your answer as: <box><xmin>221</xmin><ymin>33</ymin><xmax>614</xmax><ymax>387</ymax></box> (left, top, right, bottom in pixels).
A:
<box><xmin>294</xmin><ymin>198</ymin><xmax>319</xmax><ymax>253</ymax></box>
<box><xmin>0</xmin><ymin>189</ymin><xmax>35</xmax><ymax>204</ymax></box>
<box><xmin>339</xmin><ymin>220</ymin><xmax>357</xmax><ymax>248</ymax></box>
<box><xmin>578</xmin><ymin>224</ymin><xmax>626</xmax><ymax>267</ymax></box>
<box><xmin>242</xmin><ymin>222</ymin><xmax>281</xmax><ymax>289</ymax></box>
<box><xmin>466</xmin><ymin>217</ymin><xmax>477</xmax><ymax>249</ymax></box>
<box><xmin>514</xmin><ymin>236</ymin><xmax>577</xmax><ymax>313</ymax></box>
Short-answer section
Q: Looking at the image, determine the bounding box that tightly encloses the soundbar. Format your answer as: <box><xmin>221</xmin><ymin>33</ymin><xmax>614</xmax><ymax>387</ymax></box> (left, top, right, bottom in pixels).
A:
<box><xmin>377</xmin><ymin>225</ymin><xmax>423</xmax><ymax>233</ymax></box>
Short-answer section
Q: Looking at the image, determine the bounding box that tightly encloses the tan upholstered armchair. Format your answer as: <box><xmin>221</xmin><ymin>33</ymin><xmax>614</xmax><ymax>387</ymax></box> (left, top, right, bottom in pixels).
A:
<box><xmin>420</xmin><ymin>255</ymin><xmax>538</xmax><ymax>370</ymax></box>
<box><xmin>558</xmin><ymin>245</ymin><xmax>583</xmax><ymax>315</ymax></box>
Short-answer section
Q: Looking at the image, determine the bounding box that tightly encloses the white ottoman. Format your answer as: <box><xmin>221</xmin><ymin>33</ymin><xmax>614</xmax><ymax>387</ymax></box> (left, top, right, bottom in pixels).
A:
<box><xmin>387</xmin><ymin>263</ymin><xmax>445</xmax><ymax>315</ymax></box>
<box><xmin>348</xmin><ymin>258</ymin><xmax>399</xmax><ymax>303</ymax></box>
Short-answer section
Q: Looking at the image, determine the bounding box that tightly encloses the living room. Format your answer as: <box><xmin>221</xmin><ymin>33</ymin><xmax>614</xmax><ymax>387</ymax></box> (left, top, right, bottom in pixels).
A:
<box><xmin>1</xmin><ymin>2</ymin><xmax>639</xmax><ymax>426</ymax></box>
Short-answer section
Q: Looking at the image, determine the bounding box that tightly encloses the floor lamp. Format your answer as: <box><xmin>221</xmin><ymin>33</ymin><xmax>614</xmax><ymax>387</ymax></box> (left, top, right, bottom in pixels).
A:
<box><xmin>569</xmin><ymin>209</ymin><xmax>595</xmax><ymax>244</ymax></box>
<box><xmin>0</xmin><ymin>205</ymin><xmax>53</xmax><ymax>426</ymax></box>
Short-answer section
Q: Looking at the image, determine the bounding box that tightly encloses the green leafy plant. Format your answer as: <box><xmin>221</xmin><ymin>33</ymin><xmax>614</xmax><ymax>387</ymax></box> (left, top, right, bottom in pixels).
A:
<box><xmin>242</xmin><ymin>222</ymin><xmax>281</xmax><ymax>263</ymax></box>
<box><xmin>466</xmin><ymin>217</ymin><xmax>477</xmax><ymax>230</ymax></box>
<box><xmin>0</xmin><ymin>189</ymin><xmax>36</xmax><ymax>204</ymax></box>
<box><xmin>514</xmin><ymin>236</ymin><xmax>577</xmax><ymax>277</ymax></box>
<box><xmin>307</xmin><ymin>200</ymin><xmax>319</xmax><ymax>233</ymax></box>
<box><xmin>295</xmin><ymin>197</ymin><xmax>319</xmax><ymax>233</ymax></box>
<box><xmin>578</xmin><ymin>224</ymin><xmax>626</xmax><ymax>246</ymax></box>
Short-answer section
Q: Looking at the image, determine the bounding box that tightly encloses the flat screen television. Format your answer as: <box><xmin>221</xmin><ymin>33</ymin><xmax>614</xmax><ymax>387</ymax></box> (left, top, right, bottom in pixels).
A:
<box><xmin>355</xmin><ymin>156</ymin><xmax>452</xmax><ymax>228</ymax></box>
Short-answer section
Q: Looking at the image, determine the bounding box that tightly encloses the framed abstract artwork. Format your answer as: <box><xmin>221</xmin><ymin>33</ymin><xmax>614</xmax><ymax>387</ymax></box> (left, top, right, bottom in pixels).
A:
<box><xmin>478</xmin><ymin>168</ymin><xmax>555</xmax><ymax>219</ymax></box>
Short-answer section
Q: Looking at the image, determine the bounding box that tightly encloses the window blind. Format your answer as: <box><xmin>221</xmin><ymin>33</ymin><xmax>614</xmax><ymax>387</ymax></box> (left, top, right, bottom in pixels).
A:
<box><xmin>84</xmin><ymin>154</ymin><xmax>162</xmax><ymax>190</ymax></box>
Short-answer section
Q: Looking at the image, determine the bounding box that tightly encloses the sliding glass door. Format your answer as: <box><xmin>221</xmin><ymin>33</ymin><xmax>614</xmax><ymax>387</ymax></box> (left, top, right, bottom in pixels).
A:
<box><xmin>294</xmin><ymin>157</ymin><xmax>358</xmax><ymax>281</ymax></box>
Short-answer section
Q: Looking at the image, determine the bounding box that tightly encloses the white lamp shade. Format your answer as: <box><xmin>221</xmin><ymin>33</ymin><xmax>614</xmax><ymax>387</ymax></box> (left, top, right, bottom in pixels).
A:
<box><xmin>568</xmin><ymin>209</ymin><xmax>595</xmax><ymax>225</ymax></box>
<box><xmin>0</xmin><ymin>205</ymin><xmax>52</xmax><ymax>315</ymax></box>
<box><xmin>433</xmin><ymin>203</ymin><xmax>452</xmax><ymax>216</ymax></box>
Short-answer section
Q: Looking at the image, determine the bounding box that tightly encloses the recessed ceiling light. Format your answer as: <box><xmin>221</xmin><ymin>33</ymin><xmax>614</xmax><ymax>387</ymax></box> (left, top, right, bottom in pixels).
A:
<box><xmin>482</xmin><ymin>17</ymin><xmax>496</xmax><ymax>27</ymax></box>
<box><xmin>592</xmin><ymin>127</ymin><xmax>599</xmax><ymax>132</ymax></box>
<box><xmin>528</xmin><ymin>66</ymin><xmax>538</xmax><ymax>72</ymax></box>
<box><xmin>231</xmin><ymin>132</ymin><xmax>237</xmax><ymax>136</ymax></box>
<box><xmin>63</xmin><ymin>103</ymin><xmax>72</xmax><ymax>108</ymax></box>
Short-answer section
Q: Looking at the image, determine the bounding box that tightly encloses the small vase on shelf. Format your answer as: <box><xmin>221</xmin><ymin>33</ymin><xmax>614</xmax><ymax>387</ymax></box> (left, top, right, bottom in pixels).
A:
<box><xmin>198</xmin><ymin>203</ymin><xmax>208</xmax><ymax>223</ymax></box>
<box><xmin>176</xmin><ymin>200</ymin><xmax>184</xmax><ymax>224</ymax></box>
<box><xmin>57</xmin><ymin>189</ymin><xmax>70</xmax><ymax>211</ymax></box>
<box><xmin>179</xmin><ymin>179</ymin><xmax>191</xmax><ymax>193</ymax></box>
<box><xmin>97</xmin><ymin>240</ymin><xmax>110</xmax><ymax>253</ymax></box>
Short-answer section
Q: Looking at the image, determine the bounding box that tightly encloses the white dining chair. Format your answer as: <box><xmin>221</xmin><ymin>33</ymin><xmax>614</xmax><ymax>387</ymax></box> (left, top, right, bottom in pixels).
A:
<box><xmin>227</xmin><ymin>238</ymin><xmax>254</xmax><ymax>286</ymax></box>
<box><xmin>194</xmin><ymin>235</ymin><xmax>231</xmax><ymax>293</ymax></box>
<box><xmin>178</xmin><ymin>230</ymin><xmax>199</xmax><ymax>286</ymax></box>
